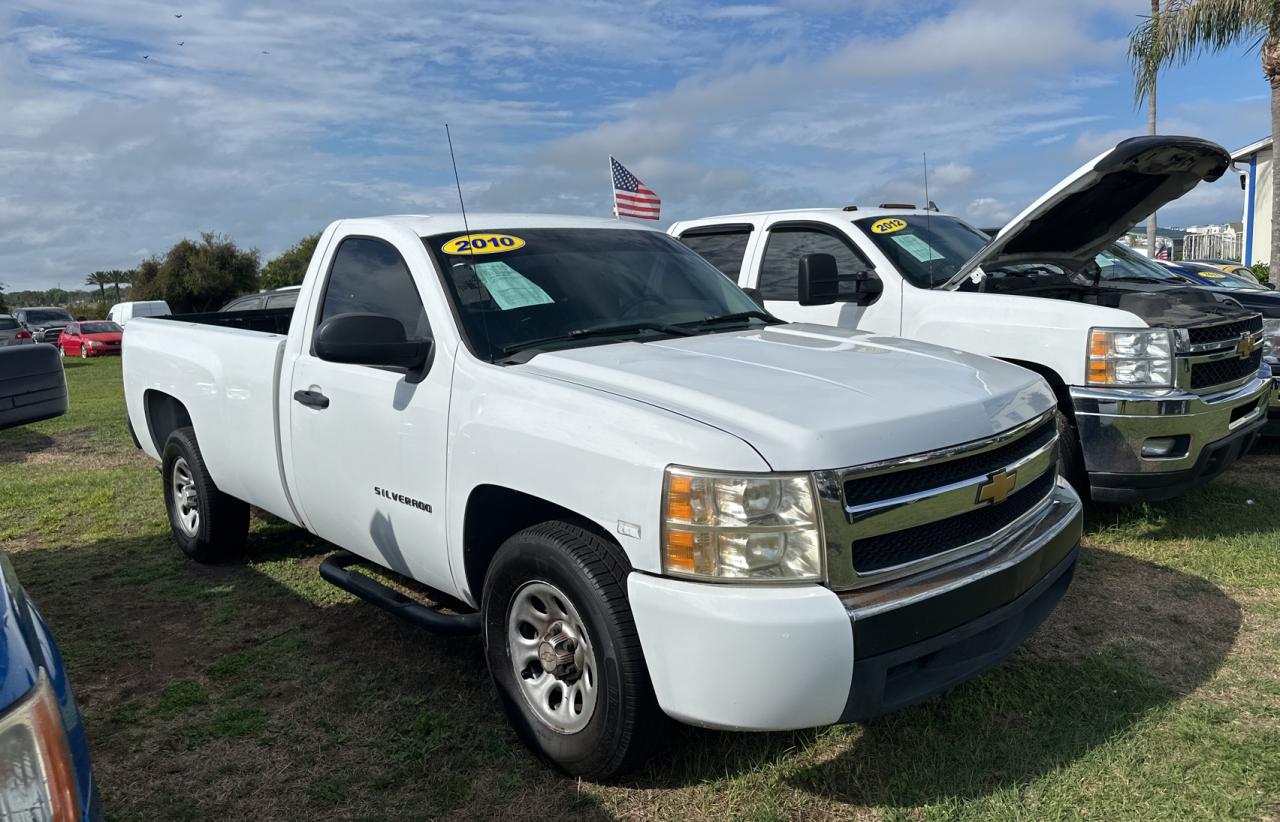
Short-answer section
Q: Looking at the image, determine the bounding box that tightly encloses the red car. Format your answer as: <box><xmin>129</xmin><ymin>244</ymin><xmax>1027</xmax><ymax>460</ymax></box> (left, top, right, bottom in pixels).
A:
<box><xmin>59</xmin><ymin>320</ymin><xmax>124</xmax><ymax>358</ymax></box>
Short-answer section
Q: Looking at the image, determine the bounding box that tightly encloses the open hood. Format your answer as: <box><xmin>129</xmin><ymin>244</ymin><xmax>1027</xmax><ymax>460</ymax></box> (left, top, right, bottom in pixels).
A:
<box><xmin>947</xmin><ymin>135</ymin><xmax>1230</xmax><ymax>288</ymax></box>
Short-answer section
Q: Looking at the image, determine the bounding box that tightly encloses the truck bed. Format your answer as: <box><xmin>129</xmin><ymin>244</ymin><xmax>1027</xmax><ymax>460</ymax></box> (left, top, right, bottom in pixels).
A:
<box><xmin>157</xmin><ymin>307</ymin><xmax>294</xmax><ymax>335</ymax></box>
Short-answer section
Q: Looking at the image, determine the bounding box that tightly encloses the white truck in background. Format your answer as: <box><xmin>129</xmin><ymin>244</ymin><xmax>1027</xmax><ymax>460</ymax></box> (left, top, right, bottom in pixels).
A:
<box><xmin>672</xmin><ymin>136</ymin><xmax>1273</xmax><ymax>503</ymax></box>
<box><xmin>123</xmin><ymin>213</ymin><xmax>1081</xmax><ymax>778</ymax></box>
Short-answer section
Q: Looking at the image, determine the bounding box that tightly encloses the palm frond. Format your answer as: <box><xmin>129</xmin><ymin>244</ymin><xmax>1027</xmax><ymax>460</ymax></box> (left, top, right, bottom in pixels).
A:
<box><xmin>1128</xmin><ymin>0</ymin><xmax>1271</xmax><ymax>105</ymax></box>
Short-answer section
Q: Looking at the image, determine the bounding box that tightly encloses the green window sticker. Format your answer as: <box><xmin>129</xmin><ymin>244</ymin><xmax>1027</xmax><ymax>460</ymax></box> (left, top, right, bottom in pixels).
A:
<box><xmin>473</xmin><ymin>261</ymin><xmax>554</xmax><ymax>310</ymax></box>
<box><xmin>891</xmin><ymin>233</ymin><xmax>945</xmax><ymax>263</ymax></box>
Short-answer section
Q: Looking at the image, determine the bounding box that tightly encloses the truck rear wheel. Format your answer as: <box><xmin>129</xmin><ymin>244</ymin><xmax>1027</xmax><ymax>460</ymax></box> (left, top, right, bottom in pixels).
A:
<box><xmin>481</xmin><ymin>521</ymin><xmax>660</xmax><ymax>780</ymax></box>
<box><xmin>161</xmin><ymin>427</ymin><xmax>249</xmax><ymax>562</ymax></box>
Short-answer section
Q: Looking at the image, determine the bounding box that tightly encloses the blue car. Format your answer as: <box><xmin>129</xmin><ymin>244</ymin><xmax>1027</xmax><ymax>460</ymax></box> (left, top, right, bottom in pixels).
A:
<box><xmin>0</xmin><ymin>553</ymin><xmax>101</xmax><ymax>820</ymax></box>
<box><xmin>0</xmin><ymin>346</ymin><xmax>99</xmax><ymax>819</ymax></box>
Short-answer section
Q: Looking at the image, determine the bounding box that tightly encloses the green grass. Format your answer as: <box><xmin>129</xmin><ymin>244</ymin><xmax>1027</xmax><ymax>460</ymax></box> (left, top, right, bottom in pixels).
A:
<box><xmin>2</xmin><ymin>357</ymin><xmax>1279</xmax><ymax>820</ymax></box>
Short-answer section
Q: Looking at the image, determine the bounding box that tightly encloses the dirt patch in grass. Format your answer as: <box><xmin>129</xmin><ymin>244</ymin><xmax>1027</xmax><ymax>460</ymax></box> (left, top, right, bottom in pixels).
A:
<box><xmin>0</xmin><ymin>427</ymin><xmax>150</xmax><ymax>469</ymax></box>
<box><xmin>1033</xmin><ymin>545</ymin><xmax>1242</xmax><ymax>693</ymax></box>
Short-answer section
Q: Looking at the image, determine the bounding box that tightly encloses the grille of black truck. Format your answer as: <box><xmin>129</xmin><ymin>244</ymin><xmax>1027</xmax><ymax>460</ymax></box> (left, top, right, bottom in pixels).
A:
<box><xmin>1189</xmin><ymin>350</ymin><xmax>1263</xmax><ymax>390</ymax></box>
<box><xmin>1187</xmin><ymin>316</ymin><xmax>1263</xmax><ymax>347</ymax></box>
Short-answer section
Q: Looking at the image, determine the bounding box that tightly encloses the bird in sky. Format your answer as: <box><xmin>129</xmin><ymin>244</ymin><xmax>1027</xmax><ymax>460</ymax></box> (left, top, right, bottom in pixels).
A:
<box><xmin>177</xmin><ymin>41</ymin><xmax>184</xmax><ymax>45</ymax></box>
<box><xmin>175</xmin><ymin>13</ymin><xmax>183</xmax><ymax>17</ymax></box>
<box><xmin>261</xmin><ymin>50</ymin><xmax>270</xmax><ymax>54</ymax></box>
<box><xmin>143</xmin><ymin>55</ymin><xmax>149</xmax><ymax>60</ymax></box>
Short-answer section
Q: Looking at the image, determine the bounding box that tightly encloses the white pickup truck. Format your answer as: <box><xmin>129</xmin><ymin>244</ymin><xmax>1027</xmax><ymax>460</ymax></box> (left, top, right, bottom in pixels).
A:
<box><xmin>123</xmin><ymin>213</ymin><xmax>1082</xmax><ymax>778</ymax></box>
<box><xmin>672</xmin><ymin>136</ymin><xmax>1273</xmax><ymax>503</ymax></box>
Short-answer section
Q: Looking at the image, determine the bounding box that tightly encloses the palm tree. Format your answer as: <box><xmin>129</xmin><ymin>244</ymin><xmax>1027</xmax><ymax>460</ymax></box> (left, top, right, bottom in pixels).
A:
<box><xmin>109</xmin><ymin>269</ymin><xmax>129</xmax><ymax>301</ymax></box>
<box><xmin>85</xmin><ymin>271</ymin><xmax>110</xmax><ymax>300</ymax></box>
<box><xmin>1130</xmin><ymin>0</ymin><xmax>1279</xmax><ymax>270</ymax></box>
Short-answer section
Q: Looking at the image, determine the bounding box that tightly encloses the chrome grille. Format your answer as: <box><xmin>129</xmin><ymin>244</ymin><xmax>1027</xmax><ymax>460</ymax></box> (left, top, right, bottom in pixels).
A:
<box><xmin>1189</xmin><ymin>350</ymin><xmax>1262</xmax><ymax>390</ymax></box>
<box><xmin>815</xmin><ymin>410</ymin><xmax>1059</xmax><ymax>590</ymax></box>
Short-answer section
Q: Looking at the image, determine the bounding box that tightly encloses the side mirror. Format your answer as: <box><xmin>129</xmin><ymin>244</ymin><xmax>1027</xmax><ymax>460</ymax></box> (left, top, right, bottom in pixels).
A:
<box><xmin>741</xmin><ymin>287</ymin><xmax>766</xmax><ymax>309</ymax></box>
<box><xmin>315</xmin><ymin>313</ymin><xmax>432</xmax><ymax>383</ymax></box>
<box><xmin>0</xmin><ymin>346</ymin><xmax>68</xmax><ymax>431</ymax></box>
<box><xmin>850</xmin><ymin>270</ymin><xmax>884</xmax><ymax>305</ymax></box>
<box><xmin>797</xmin><ymin>254</ymin><xmax>840</xmax><ymax>306</ymax></box>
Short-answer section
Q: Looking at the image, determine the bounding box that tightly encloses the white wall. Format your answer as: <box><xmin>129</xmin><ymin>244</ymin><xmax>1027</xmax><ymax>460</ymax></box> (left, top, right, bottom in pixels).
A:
<box><xmin>1245</xmin><ymin>147</ymin><xmax>1273</xmax><ymax>267</ymax></box>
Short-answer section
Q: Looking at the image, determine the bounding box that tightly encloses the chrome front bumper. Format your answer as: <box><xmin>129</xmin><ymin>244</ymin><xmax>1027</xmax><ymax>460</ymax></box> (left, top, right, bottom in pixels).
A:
<box><xmin>837</xmin><ymin>480</ymin><xmax>1082</xmax><ymax>720</ymax></box>
<box><xmin>1071</xmin><ymin>370</ymin><xmax>1272</xmax><ymax>502</ymax></box>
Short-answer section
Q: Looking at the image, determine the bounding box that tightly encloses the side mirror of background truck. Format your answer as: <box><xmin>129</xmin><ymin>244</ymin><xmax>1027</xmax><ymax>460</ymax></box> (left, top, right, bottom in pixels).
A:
<box><xmin>797</xmin><ymin>253</ymin><xmax>840</xmax><ymax>306</ymax></box>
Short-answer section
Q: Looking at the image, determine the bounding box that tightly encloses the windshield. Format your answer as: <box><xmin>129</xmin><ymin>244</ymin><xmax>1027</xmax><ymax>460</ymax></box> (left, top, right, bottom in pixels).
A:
<box><xmin>424</xmin><ymin>228</ymin><xmax>769</xmax><ymax>361</ymax></box>
<box><xmin>1095</xmin><ymin>244</ymin><xmax>1185</xmax><ymax>284</ymax></box>
<box><xmin>79</xmin><ymin>321</ymin><xmax>121</xmax><ymax>334</ymax></box>
<box><xmin>21</xmin><ymin>309</ymin><xmax>72</xmax><ymax>325</ymax></box>
<box><xmin>0</xmin><ymin>318</ymin><xmax>18</xmax><ymax>330</ymax></box>
<box><xmin>854</xmin><ymin>214</ymin><xmax>988</xmax><ymax>289</ymax></box>
<box><xmin>1175</xmin><ymin>265</ymin><xmax>1263</xmax><ymax>290</ymax></box>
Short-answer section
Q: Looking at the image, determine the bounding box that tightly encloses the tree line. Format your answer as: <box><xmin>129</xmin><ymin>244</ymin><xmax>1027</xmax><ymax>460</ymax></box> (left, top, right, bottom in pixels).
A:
<box><xmin>5</xmin><ymin>231</ymin><xmax>321</xmax><ymax>317</ymax></box>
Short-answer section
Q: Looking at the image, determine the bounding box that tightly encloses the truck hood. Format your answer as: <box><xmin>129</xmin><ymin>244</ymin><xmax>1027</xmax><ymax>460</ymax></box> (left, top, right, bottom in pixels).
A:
<box><xmin>949</xmin><ymin>136</ymin><xmax>1231</xmax><ymax>287</ymax></box>
<box><xmin>522</xmin><ymin>323</ymin><xmax>1056</xmax><ymax>471</ymax></box>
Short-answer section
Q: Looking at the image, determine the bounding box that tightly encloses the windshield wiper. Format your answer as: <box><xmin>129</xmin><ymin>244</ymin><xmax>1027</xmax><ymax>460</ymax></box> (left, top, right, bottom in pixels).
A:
<box><xmin>496</xmin><ymin>322</ymin><xmax>696</xmax><ymax>362</ymax></box>
<box><xmin>678</xmin><ymin>309</ymin><xmax>779</xmax><ymax>328</ymax></box>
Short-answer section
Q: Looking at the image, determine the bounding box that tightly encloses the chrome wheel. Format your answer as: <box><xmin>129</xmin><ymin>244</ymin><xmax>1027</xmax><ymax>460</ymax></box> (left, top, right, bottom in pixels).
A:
<box><xmin>80</xmin><ymin>346</ymin><xmax>88</xmax><ymax>359</ymax></box>
<box><xmin>506</xmin><ymin>580</ymin><xmax>598</xmax><ymax>734</ymax></box>
<box><xmin>171</xmin><ymin>457</ymin><xmax>200</xmax><ymax>537</ymax></box>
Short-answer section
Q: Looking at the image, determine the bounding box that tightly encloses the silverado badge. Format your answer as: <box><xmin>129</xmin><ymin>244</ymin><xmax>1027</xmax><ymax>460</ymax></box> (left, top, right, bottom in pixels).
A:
<box><xmin>977</xmin><ymin>469</ymin><xmax>1018</xmax><ymax>505</ymax></box>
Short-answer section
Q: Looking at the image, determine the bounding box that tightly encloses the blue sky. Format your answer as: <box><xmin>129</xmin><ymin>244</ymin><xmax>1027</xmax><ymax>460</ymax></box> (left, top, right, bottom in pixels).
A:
<box><xmin>0</xmin><ymin>0</ymin><xmax>1270</xmax><ymax>290</ymax></box>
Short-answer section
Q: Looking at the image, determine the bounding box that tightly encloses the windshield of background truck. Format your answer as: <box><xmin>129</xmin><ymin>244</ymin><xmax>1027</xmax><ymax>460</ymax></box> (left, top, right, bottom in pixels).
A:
<box><xmin>1176</xmin><ymin>266</ymin><xmax>1266</xmax><ymax>290</ymax></box>
<box><xmin>853</xmin><ymin>214</ymin><xmax>988</xmax><ymax>289</ymax></box>
<box><xmin>425</xmin><ymin>228</ymin><xmax>765</xmax><ymax>361</ymax></box>
<box><xmin>21</xmin><ymin>309</ymin><xmax>73</xmax><ymax>325</ymax></box>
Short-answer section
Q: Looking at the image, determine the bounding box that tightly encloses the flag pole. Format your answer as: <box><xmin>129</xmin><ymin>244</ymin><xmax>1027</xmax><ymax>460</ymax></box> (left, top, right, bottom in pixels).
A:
<box><xmin>609</xmin><ymin>155</ymin><xmax>619</xmax><ymax>219</ymax></box>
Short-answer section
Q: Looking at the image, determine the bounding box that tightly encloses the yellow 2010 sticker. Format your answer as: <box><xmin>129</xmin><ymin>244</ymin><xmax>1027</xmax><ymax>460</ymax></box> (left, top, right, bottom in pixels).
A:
<box><xmin>441</xmin><ymin>233</ymin><xmax>526</xmax><ymax>255</ymax></box>
<box><xmin>870</xmin><ymin>218</ymin><xmax>908</xmax><ymax>235</ymax></box>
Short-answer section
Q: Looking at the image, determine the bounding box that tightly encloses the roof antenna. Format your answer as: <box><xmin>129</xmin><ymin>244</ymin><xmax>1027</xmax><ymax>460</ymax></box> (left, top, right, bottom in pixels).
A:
<box><xmin>923</xmin><ymin>152</ymin><xmax>935</xmax><ymax>286</ymax></box>
<box><xmin>446</xmin><ymin>123</ymin><xmax>475</xmax><ymax>256</ymax></box>
<box><xmin>445</xmin><ymin>123</ymin><xmax>492</xmax><ymax>356</ymax></box>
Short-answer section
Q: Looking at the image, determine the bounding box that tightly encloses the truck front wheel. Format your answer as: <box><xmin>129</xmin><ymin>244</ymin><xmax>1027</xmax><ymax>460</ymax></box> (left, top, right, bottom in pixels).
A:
<box><xmin>481</xmin><ymin>521</ymin><xmax>660</xmax><ymax>780</ymax></box>
<box><xmin>161</xmin><ymin>427</ymin><xmax>249</xmax><ymax>562</ymax></box>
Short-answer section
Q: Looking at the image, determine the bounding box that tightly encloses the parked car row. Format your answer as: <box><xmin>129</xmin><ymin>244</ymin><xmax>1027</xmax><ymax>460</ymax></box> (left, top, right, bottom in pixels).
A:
<box><xmin>114</xmin><ymin>135</ymin><xmax>1271</xmax><ymax>780</ymax></box>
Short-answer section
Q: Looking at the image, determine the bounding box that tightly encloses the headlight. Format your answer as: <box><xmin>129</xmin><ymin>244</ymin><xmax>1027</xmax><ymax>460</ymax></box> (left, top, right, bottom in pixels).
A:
<box><xmin>1086</xmin><ymin>327</ymin><xmax>1174</xmax><ymax>387</ymax></box>
<box><xmin>661</xmin><ymin>467</ymin><xmax>823</xmax><ymax>582</ymax></box>
<box><xmin>0</xmin><ymin>674</ymin><xmax>79</xmax><ymax>822</ymax></box>
<box><xmin>88</xmin><ymin>341</ymin><xmax>103</xmax><ymax>348</ymax></box>
<box><xmin>1263</xmin><ymin>319</ymin><xmax>1280</xmax><ymax>358</ymax></box>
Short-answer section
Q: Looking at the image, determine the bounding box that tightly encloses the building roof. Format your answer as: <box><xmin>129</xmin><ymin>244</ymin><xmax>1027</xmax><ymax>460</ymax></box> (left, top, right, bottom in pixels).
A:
<box><xmin>1231</xmin><ymin>136</ymin><xmax>1272</xmax><ymax>161</ymax></box>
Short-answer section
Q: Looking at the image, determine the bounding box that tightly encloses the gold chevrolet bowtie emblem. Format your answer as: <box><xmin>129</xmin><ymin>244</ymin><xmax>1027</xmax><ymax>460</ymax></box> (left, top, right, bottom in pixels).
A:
<box><xmin>1238</xmin><ymin>335</ymin><xmax>1258</xmax><ymax>359</ymax></box>
<box><xmin>977</xmin><ymin>469</ymin><xmax>1018</xmax><ymax>505</ymax></box>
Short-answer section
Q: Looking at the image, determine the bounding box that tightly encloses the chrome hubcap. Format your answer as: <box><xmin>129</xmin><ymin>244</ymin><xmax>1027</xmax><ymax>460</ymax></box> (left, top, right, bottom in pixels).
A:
<box><xmin>507</xmin><ymin>581</ymin><xmax>597</xmax><ymax>734</ymax></box>
<box><xmin>171</xmin><ymin>457</ymin><xmax>200</xmax><ymax>537</ymax></box>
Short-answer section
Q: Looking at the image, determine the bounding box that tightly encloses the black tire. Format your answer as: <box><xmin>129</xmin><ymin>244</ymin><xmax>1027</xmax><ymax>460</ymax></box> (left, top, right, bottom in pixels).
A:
<box><xmin>482</xmin><ymin>521</ymin><xmax>660</xmax><ymax>780</ymax></box>
<box><xmin>1056</xmin><ymin>410</ymin><xmax>1090</xmax><ymax>502</ymax></box>
<box><xmin>161</xmin><ymin>426</ymin><xmax>249</xmax><ymax>562</ymax></box>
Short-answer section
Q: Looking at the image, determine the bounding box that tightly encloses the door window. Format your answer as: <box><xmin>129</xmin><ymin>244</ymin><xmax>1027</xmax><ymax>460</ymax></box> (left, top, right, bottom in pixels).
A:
<box><xmin>758</xmin><ymin>226</ymin><xmax>873</xmax><ymax>301</ymax></box>
<box><xmin>319</xmin><ymin>237</ymin><xmax>431</xmax><ymax>341</ymax></box>
<box><xmin>678</xmin><ymin>226</ymin><xmax>753</xmax><ymax>278</ymax></box>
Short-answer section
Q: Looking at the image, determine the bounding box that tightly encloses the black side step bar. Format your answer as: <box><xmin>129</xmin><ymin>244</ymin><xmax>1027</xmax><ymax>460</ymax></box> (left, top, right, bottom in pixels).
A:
<box><xmin>319</xmin><ymin>552</ymin><xmax>481</xmax><ymax>636</ymax></box>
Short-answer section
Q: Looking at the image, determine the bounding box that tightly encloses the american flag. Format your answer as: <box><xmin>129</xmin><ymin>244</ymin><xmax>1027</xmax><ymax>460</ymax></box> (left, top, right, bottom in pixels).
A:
<box><xmin>611</xmin><ymin>157</ymin><xmax>661</xmax><ymax>220</ymax></box>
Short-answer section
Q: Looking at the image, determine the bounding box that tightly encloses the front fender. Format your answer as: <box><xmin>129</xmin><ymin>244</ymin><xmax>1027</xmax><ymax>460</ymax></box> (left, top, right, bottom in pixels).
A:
<box><xmin>903</xmin><ymin>289</ymin><xmax>1145</xmax><ymax>386</ymax></box>
<box><xmin>445</xmin><ymin>356</ymin><xmax>769</xmax><ymax>599</ymax></box>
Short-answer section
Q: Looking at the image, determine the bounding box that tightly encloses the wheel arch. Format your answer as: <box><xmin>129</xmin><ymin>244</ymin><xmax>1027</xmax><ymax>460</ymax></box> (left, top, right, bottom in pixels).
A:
<box><xmin>461</xmin><ymin>484</ymin><xmax>622</xmax><ymax>605</ymax></box>
<box><xmin>999</xmin><ymin>358</ymin><xmax>1073</xmax><ymax>415</ymax></box>
<box><xmin>143</xmin><ymin>390</ymin><xmax>193</xmax><ymax>453</ymax></box>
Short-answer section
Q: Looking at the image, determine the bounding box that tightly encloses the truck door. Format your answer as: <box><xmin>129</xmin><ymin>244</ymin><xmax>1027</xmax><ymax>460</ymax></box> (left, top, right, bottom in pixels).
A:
<box><xmin>287</xmin><ymin>234</ymin><xmax>452</xmax><ymax>590</ymax></box>
<box><xmin>750</xmin><ymin>220</ymin><xmax>901</xmax><ymax>335</ymax></box>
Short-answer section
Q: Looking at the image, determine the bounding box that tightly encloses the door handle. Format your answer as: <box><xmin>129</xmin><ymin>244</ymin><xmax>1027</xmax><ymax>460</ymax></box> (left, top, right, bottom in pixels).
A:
<box><xmin>293</xmin><ymin>389</ymin><xmax>330</xmax><ymax>410</ymax></box>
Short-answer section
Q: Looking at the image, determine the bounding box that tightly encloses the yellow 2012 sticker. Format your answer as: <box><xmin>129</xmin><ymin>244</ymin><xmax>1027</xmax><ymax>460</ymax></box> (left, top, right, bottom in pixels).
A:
<box><xmin>441</xmin><ymin>233</ymin><xmax>526</xmax><ymax>255</ymax></box>
<box><xmin>870</xmin><ymin>218</ymin><xmax>908</xmax><ymax>234</ymax></box>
